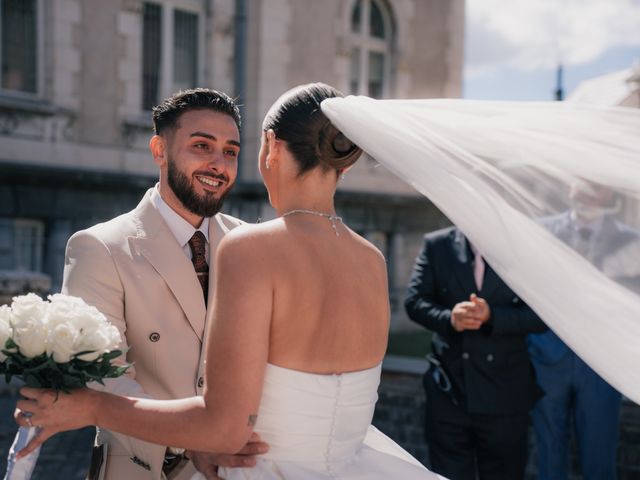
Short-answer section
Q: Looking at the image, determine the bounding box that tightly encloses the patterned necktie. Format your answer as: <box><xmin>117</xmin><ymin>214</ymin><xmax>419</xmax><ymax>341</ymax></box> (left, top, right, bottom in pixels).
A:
<box><xmin>188</xmin><ymin>231</ymin><xmax>209</xmax><ymax>304</ymax></box>
<box><xmin>469</xmin><ymin>242</ymin><xmax>485</xmax><ymax>291</ymax></box>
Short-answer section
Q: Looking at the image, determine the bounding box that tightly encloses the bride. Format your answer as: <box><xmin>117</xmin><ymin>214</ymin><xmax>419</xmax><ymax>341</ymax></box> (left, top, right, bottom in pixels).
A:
<box><xmin>15</xmin><ymin>83</ymin><xmax>446</xmax><ymax>480</ymax></box>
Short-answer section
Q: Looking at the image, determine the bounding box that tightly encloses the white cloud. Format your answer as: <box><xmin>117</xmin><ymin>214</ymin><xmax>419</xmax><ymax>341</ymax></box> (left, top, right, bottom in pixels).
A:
<box><xmin>466</xmin><ymin>0</ymin><xmax>640</xmax><ymax>77</ymax></box>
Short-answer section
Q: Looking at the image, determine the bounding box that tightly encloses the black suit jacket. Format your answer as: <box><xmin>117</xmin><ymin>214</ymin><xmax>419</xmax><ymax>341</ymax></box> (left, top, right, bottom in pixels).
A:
<box><xmin>405</xmin><ymin>227</ymin><xmax>547</xmax><ymax>415</ymax></box>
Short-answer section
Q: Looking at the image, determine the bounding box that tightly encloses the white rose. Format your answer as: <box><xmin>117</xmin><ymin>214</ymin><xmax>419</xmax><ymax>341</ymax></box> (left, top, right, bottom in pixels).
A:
<box><xmin>46</xmin><ymin>293</ymin><xmax>84</xmax><ymax>325</ymax></box>
<box><xmin>78</xmin><ymin>305</ymin><xmax>110</xmax><ymax>334</ymax></box>
<box><xmin>12</xmin><ymin>319</ymin><xmax>48</xmax><ymax>358</ymax></box>
<box><xmin>11</xmin><ymin>293</ymin><xmax>48</xmax><ymax>322</ymax></box>
<box><xmin>0</xmin><ymin>305</ymin><xmax>13</xmax><ymax>361</ymax></box>
<box><xmin>45</xmin><ymin>294</ymin><xmax>121</xmax><ymax>362</ymax></box>
<box><xmin>46</xmin><ymin>323</ymin><xmax>80</xmax><ymax>363</ymax></box>
<box><xmin>47</xmin><ymin>294</ymin><xmax>105</xmax><ymax>333</ymax></box>
<box><xmin>104</xmin><ymin>324</ymin><xmax>122</xmax><ymax>351</ymax></box>
<box><xmin>75</xmin><ymin>329</ymin><xmax>112</xmax><ymax>362</ymax></box>
<box><xmin>10</xmin><ymin>294</ymin><xmax>49</xmax><ymax>358</ymax></box>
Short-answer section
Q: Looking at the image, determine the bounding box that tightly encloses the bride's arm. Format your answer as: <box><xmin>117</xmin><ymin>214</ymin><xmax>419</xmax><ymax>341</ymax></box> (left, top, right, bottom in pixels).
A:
<box><xmin>16</xmin><ymin>226</ymin><xmax>273</xmax><ymax>457</ymax></box>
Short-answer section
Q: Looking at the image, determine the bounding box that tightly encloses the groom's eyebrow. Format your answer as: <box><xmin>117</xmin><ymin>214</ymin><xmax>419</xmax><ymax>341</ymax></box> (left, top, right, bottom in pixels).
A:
<box><xmin>190</xmin><ymin>131</ymin><xmax>240</xmax><ymax>147</ymax></box>
<box><xmin>190</xmin><ymin>131</ymin><xmax>216</xmax><ymax>140</ymax></box>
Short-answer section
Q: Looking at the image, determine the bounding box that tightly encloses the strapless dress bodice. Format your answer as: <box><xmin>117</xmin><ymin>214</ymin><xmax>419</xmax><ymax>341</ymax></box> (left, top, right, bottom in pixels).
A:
<box><xmin>255</xmin><ymin>362</ymin><xmax>381</xmax><ymax>466</ymax></box>
<box><xmin>211</xmin><ymin>363</ymin><xmax>446</xmax><ymax>480</ymax></box>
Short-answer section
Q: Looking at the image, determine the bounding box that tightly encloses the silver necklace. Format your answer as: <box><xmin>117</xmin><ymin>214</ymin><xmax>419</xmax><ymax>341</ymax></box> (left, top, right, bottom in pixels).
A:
<box><xmin>281</xmin><ymin>209</ymin><xmax>343</xmax><ymax>236</ymax></box>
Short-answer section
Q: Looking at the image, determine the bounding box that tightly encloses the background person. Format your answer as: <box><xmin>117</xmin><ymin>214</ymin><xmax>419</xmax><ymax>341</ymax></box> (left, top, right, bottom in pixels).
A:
<box><xmin>405</xmin><ymin>226</ymin><xmax>547</xmax><ymax>480</ymax></box>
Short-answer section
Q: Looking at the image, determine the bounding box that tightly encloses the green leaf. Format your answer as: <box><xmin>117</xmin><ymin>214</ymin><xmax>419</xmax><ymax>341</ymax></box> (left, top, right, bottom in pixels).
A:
<box><xmin>23</xmin><ymin>375</ymin><xmax>42</xmax><ymax>388</ymax></box>
<box><xmin>103</xmin><ymin>350</ymin><xmax>123</xmax><ymax>361</ymax></box>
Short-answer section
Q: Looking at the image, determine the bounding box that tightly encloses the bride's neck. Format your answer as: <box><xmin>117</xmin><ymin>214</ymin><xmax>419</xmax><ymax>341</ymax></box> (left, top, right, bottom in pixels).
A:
<box><xmin>274</xmin><ymin>177</ymin><xmax>337</xmax><ymax>217</ymax></box>
<box><xmin>276</xmin><ymin>196</ymin><xmax>336</xmax><ymax>217</ymax></box>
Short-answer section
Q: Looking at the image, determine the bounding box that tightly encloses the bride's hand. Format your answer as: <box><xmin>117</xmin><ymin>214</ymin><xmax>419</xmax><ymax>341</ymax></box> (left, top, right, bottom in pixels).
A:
<box><xmin>14</xmin><ymin>387</ymin><xmax>96</xmax><ymax>458</ymax></box>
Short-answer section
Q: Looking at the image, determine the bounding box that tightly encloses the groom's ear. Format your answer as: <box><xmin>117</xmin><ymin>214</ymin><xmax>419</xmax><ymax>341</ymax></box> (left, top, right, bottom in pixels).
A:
<box><xmin>150</xmin><ymin>135</ymin><xmax>167</xmax><ymax>167</ymax></box>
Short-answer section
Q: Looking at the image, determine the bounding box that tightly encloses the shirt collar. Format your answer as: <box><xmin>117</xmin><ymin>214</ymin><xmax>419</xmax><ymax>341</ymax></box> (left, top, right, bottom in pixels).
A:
<box><xmin>150</xmin><ymin>185</ymin><xmax>210</xmax><ymax>248</ymax></box>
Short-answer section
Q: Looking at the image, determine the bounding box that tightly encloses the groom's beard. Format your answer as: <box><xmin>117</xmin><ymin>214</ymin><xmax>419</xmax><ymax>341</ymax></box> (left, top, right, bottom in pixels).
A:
<box><xmin>167</xmin><ymin>158</ymin><xmax>233</xmax><ymax>218</ymax></box>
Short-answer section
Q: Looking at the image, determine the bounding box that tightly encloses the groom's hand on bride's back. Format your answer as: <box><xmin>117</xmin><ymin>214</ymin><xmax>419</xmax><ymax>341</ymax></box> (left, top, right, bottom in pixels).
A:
<box><xmin>187</xmin><ymin>432</ymin><xmax>269</xmax><ymax>478</ymax></box>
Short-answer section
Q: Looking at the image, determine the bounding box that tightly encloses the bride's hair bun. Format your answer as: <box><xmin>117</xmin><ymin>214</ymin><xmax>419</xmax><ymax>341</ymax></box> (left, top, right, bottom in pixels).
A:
<box><xmin>316</xmin><ymin>120</ymin><xmax>362</xmax><ymax>172</ymax></box>
<box><xmin>262</xmin><ymin>83</ymin><xmax>362</xmax><ymax>176</ymax></box>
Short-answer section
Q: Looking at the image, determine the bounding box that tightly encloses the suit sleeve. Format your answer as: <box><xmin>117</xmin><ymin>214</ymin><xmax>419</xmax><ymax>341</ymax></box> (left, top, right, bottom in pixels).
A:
<box><xmin>63</xmin><ymin>230</ymin><xmax>169</xmax><ymax>472</ymax></box>
<box><xmin>62</xmin><ymin>231</ymin><xmax>148</xmax><ymax>397</ymax></box>
<box><xmin>404</xmin><ymin>236</ymin><xmax>454</xmax><ymax>337</ymax></box>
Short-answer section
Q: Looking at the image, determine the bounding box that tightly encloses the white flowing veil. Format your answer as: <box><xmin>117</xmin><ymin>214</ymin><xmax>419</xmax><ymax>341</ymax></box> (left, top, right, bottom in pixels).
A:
<box><xmin>321</xmin><ymin>97</ymin><xmax>640</xmax><ymax>403</ymax></box>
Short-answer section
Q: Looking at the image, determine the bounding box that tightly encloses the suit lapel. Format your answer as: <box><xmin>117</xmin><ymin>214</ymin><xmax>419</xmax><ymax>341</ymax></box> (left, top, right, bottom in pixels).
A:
<box><xmin>451</xmin><ymin>230</ymin><xmax>478</xmax><ymax>295</ymax></box>
<box><xmin>479</xmin><ymin>262</ymin><xmax>500</xmax><ymax>298</ymax></box>
<box><xmin>129</xmin><ymin>191</ymin><xmax>206</xmax><ymax>341</ymax></box>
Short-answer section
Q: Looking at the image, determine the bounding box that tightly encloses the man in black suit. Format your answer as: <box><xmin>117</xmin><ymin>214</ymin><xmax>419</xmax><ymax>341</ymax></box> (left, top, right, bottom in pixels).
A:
<box><xmin>405</xmin><ymin>226</ymin><xmax>547</xmax><ymax>480</ymax></box>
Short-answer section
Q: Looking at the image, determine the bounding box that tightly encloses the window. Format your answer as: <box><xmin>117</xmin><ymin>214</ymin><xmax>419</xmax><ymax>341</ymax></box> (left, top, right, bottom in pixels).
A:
<box><xmin>142</xmin><ymin>3</ymin><xmax>162</xmax><ymax>111</ymax></box>
<box><xmin>349</xmin><ymin>0</ymin><xmax>392</xmax><ymax>98</ymax></box>
<box><xmin>13</xmin><ymin>219</ymin><xmax>44</xmax><ymax>272</ymax></box>
<box><xmin>142</xmin><ymin>1</ymin><xmax>201</xmax><ymax>110</ymax></box>
<box><xmin>0</xmin><ymin>0</ymin><xmax>38</xmax><ymax>94</ymax></box>
<box><xmin>172</xmin><ymin>9</ymin><xmax>198</xmax><ymax>92</ymax></box>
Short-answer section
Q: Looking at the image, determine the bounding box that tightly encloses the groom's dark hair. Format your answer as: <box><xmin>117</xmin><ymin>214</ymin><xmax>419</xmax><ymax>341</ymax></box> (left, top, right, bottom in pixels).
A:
<box><xmin>152</xmin><ymin>88</ymin><xmax>241</xmax><ymax>136</ymax></box>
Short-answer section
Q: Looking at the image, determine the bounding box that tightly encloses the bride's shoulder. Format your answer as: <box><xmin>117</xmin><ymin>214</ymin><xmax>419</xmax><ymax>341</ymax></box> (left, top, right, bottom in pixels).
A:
<box><xmin>220</xmin><ymin>221</ymin><xmax>268</xmax><ymax>242</ymax></box>
<box><xmin>350</xmin><ymin>231</ymin><xmax>386</xmax><ymax>266</ymax></box>
<box><xmin>217</xmin><ymin>220</ymin><xmax>281</xmax><ymax>258</ymax></box>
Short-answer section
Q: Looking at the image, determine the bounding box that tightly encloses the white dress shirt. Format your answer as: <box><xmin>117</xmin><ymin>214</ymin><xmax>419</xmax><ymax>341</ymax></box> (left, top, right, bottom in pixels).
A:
<box><xmin>150</xmin><ymin>185</ymin><xmax>210</xmax><ymax>261</ymax></box>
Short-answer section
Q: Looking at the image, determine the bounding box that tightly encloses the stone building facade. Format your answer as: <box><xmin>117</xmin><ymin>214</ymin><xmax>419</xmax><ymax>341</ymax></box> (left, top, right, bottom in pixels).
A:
<box><xmin>0</xmin><ymin>0</ymin><xmax>464</xmax><ymax>328</ymax></box>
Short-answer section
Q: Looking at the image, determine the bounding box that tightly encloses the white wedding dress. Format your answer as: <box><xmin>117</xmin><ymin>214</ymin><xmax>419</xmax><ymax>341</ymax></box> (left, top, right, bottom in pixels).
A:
<box><xmin>204</xmin><ymin>363</ymin><xmax>445</xmax><ymax>480</ymax></box>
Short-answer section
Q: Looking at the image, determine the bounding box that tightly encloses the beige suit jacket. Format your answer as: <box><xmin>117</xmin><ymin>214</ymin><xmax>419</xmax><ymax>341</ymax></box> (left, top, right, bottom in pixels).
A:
<box><xmin>61</xmin><ymin>188</ymin><xmax>244</xmax><ymax>479</ymax></box>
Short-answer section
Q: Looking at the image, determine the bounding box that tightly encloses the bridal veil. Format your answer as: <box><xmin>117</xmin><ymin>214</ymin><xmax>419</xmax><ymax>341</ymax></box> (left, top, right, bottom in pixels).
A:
<box><xmin>322</xmin><ymin>97</ymin><xmax>640</xmax><ymax>403</ymax></box>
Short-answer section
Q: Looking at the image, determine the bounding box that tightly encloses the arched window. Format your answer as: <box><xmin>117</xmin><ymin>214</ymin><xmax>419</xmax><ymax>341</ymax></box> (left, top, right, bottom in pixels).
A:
<box><xmin>349</xmin><ymin>0</ymin><xmax>392</xmax><ymax>98</ymax></box>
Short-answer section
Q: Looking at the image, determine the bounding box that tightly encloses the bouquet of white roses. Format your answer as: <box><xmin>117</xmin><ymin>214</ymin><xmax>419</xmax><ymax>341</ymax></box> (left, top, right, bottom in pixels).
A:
<box><xmin>0</xmin><ymin>293</ymin><xmax>128</xmax><ymax>480</ymax></box>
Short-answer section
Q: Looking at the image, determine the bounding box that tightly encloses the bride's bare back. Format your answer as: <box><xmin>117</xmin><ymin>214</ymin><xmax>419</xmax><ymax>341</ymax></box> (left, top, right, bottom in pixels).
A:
<box><xmin>260</xmin><ymin>217</ymin><xmax>389</xmax><ymax>373</ymax></box>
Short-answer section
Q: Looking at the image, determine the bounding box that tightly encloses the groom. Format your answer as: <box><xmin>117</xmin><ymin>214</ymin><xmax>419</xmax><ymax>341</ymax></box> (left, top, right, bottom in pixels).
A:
<box><xmin>59</xmin><ymin>89</ymin><xmax>266</xmax><ymax>479</ymax></box>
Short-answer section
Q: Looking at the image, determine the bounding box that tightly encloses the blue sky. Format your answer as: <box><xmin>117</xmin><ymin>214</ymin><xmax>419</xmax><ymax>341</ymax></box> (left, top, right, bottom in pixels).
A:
<box><xmin>463</xmin><ymin>0</ymin><xmax>640</xmax><ymax>100</ymax></box>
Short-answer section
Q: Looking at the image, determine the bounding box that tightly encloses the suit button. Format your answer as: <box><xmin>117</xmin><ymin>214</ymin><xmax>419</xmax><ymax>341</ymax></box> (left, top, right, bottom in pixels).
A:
<box><xmin>149</xmin><ymin>332</ymin><xmax>160</xmax><ymax>342</ymax></box>
<box><xmin>197</xmin><ymin>376</ymin><xmax>204</xmax><ymax>388</ymax></box>
<box><xmin>512</xmin><ymin>296</ymin><xmax>519</xmax><ymax>303</ymax></box>
<box><xmin>462</xmin><ymin>352</ymin><xmax>470</xmax><ymax>360</ymax></box>
<box><xmin>486</xmin><ymin>354</ymin><xmax>494</xmax><ymax>362</ymax></box>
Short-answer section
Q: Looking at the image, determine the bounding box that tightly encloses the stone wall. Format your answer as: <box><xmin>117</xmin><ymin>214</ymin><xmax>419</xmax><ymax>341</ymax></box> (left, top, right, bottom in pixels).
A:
<box><xmin>373</xmin><ymin>358</ymin><xmax>640</xmax><ymax>479</ymax></box>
